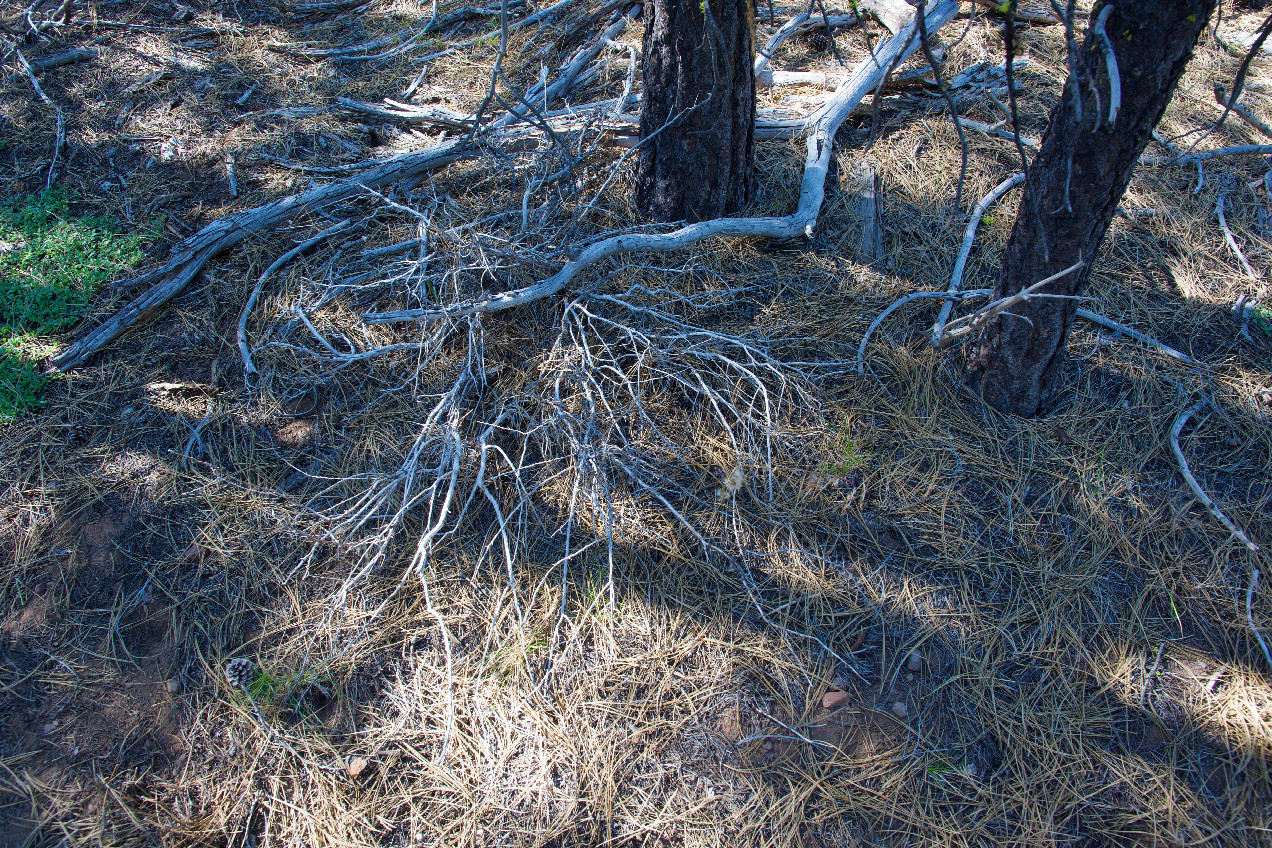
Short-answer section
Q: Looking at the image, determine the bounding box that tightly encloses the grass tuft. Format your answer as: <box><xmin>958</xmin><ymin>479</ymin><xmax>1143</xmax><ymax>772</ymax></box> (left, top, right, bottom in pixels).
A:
<box><xmin>0</xmin><ymin>189</ymin><xmax>147</xmax><ymax>421</ymax></box>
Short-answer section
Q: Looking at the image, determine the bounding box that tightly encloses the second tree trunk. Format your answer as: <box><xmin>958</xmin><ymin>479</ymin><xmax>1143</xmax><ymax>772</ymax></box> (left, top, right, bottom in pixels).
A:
<box><xmin>634</xmin><ymin>0</ymin><xmax>755</xmax><ymax>223</ymax></box>
<box><xmin>966</xmin><ymin>0</ymin><xmax>1215</xmax><ymax>416</ymax></box>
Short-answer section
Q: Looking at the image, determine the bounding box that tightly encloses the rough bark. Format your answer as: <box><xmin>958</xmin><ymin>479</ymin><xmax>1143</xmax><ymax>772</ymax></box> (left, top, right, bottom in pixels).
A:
<box><xmin>634</xmin><ymin>0</ymin><xmax>755</xmax><ymax>222</ymax></box>
<box><xmin>966</xmin><ymin>0</ymin><xmax>1215</xmax><ymax>417</ymax></box>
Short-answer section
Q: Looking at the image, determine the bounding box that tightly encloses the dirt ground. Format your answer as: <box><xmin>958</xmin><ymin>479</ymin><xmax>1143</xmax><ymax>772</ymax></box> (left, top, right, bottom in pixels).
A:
<box><xmin>2</xmin><ymin>0</ymin><xmax>1271</xmax><ymax>846</ymax></box>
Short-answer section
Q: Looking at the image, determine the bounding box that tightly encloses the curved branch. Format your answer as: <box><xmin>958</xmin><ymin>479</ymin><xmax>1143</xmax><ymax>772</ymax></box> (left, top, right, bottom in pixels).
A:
<box><xmin>1091</xmin><ymin>4</ymin><xmax>1121</xmax><ymax>126</ymax></box>
<box><xmin>1170</xmin><ymin>400</ymin><xmax>1260</xmax><ymax>551</ymax></box>
<box><xmin>930</xmin><ymin>172</ymin><xmax>1025</xmax><ymax>345</ymax></box>
<box><xmin>238</xmin><ymin>219</ymin><xmax>355</xmax><ymax>375</ymax></box>
<box><xmin>364</xmin><ymin>0</ymin><xmax>960</xmax><ymax>326</ymax></box>
<box><xmin>50</xmin><ymin>136</ymin><xmax>498</xmax><ymax>372</ymax></box>
<box><xmin>858</xmin><ymin>289</ymin><xmax>992</xmax><ymax>376</ymax></box>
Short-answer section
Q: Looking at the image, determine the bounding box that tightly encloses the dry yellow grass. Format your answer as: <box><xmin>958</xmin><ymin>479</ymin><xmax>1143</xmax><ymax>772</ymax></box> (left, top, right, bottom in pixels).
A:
<box><xmin>1</xmin><ymin>2</ymin><xmax>1270</xmax><ymax>847</ymax></box>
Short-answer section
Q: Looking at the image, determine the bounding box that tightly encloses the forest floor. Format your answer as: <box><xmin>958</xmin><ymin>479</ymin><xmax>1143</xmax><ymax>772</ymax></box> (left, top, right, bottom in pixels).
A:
<box><xmin>1</xmin><ymin>0</ymin><xmax>1271</xmax><ymax>846</ymax></box>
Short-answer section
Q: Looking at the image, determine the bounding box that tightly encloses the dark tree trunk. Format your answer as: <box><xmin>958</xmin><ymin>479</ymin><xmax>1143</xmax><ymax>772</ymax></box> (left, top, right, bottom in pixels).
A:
<box><xmin>966</xmin><ymin>0</ymin><xmax>1215</xmax><ymax>417</ymax></box>
<box><xmin>634</xmin><ymin>0</ymin><xmax>755</xmax><ymax>222</ymax></box>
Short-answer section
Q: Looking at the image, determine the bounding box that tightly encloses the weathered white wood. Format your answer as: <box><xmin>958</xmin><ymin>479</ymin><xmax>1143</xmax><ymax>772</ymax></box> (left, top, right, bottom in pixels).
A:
<box><xmin>847</xmin><ymin>163</ymin><xmax>883</xmax><ymax>263</ymax></box>
<box><xmin>364</xmin><ymin>0</ymin><xmax>961</xmax><ymax>325</ymax></box>
<box><xmin>1170</xmin><ymin>400</ymin><xmax>1260</xmax><ymax>551</ymax></box>
<box><xmin>858</xmin><ymin>0</ymin><xmax>914</xmax><ymax>34</ymax></box>
<box><xmin>50</xmin><ymin>137</ymin><xmax>488</xmax><ymax>371</ymax></box>
<box><xmin>930</xmin><ymin>172</ymin><xmax>1024</xmax><ymax>345</ymax></box>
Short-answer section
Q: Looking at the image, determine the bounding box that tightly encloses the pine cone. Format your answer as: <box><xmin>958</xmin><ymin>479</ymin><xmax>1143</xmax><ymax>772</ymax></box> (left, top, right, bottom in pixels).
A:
<box><xmin>67</xmin><ymin>421</ymin><xmax>93</xmax><ymax>445</ymax></box>
<box><xmin>225</xmin><ymin>657</ymin><xmax>254</xmax><ymax>690</ymax></box>
<box><xmin>806</xmin><ymin>27</ymin><xmax>834</xmax><ymax>54</ymax></box>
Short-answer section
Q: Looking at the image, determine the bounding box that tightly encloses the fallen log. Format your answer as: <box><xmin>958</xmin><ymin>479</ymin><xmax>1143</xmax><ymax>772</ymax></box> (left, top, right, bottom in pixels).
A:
<box><xmin>50</xmin><ymin>137</ymin><xmax>498</xmax><ymax>371</ymax></box>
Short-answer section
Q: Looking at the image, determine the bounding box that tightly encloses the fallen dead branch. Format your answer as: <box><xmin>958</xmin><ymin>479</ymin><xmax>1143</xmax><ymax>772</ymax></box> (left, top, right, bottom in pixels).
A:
<box><xmin>1141</xmin><ymin>143</ymin><xmax>1272</xmax><ymax>165</ymax></box>
<box><xmin>238</xmin><ymin>219</ymin><xmax>356</xmax><ymax>376</ymax></box>
<box><xmin>1217</xmin><ymin>193</ymin><xmax>1260</xmax><ymax>280</ymax></box>
<box><xmin>364</xmin><ymin>0</ymin><xmax>961</xmax><ymax>324</ymax></box>
<box><xmin>1170</xmin><ymin>399</ymin><xmax>1260</xmax><ymax>551</ymax></box>
<box><xmin>1213</xmin><ymin>83</ymin><xmax>1272</xmax><ymax>141</ymax></box>
<box><xmin>857</xmin><ymin>288</ymin><xmax>992</xmax><ymax>376</ymax></box>
<box><xmin>23</xmin><ymin>45</ymin><xmax>97</xmax><ymax>74</ymax></box>
<box><xmin>49</xmin><ymin>136</ymin><xmax>488</xmax><ymax>371</ymax></box>
<box><xmin>1073</xmin><ymin>308</ymin><xmax>1198</xmax><ymax>365</ymax></box>
<box><xmin>753</xmin><ymin>11</ymin><xmax>859</xmax><ymax>76</ymax></box>
<box><xmin>956</xmin><ymin>116</ymin><xmax>1040</xmax><ymax>149</ymax></box>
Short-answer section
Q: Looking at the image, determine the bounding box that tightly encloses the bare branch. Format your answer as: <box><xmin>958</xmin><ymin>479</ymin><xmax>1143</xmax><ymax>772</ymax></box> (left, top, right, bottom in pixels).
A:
<box><xmin>238</xmin><ymin>219</ymin><xmax>355</xmax><ymax>376</ymax></box>
<box><xmin>1213</xmin><ymin>83</ymin><xmax>1272</xmax><ymax>140</ymax></box>
<box><xmin>859</xmin><ymin>289</ymin><xmax>993</xmax><ymax>376</ymax></box>
<box><xmin>1170</xmin><ymin>400</ymin><xmax>1260</xmax><ymax>551</ymax></box>
<box><xmin>1074</xmin><ymin>308</ymin><xmax>1198</xmax><ymax>365</ymax></box>
<box><xmin>931</xmin><ymin>172</ymin><xmax>1025</xmax><ymax>345</ymax></box>
<box><xmin>1217</xmin><ymin>192</ymin><xmax>1260</xmax><ymax>280</ymax></box>
<box><xmin>1091</xmin><ymin>4</ymin><xmax>1121</xmax><ymax>126</ymax></box>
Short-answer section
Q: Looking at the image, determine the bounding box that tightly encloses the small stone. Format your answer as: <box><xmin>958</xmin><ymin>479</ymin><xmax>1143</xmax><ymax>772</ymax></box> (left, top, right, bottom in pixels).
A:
<box><xmin>166</xmin><ymin>677</ymin><xmax>182</xmax><ymax>694</ymax></box>
<box><xmin>822</xmin><ymin>690</ymin><xmax>851</xmax><ymax>710</ymax></box>
<box><xmin>890</xmin><ymin>701</ymin><xmax>908</xmax><ymax>719</ymax></box>
<box><xmin>41</xmin><ymin>722</ymin><xmax>57</xmax><ymax>734</ymax></box>
<box><xmin>762</xmin><ymin>740</ymin><xmax>774</xmax><ymax>752</ymax></box>
<box><xmin>906</xmin><ymin>650</ymin><xmax>923</xmax><ymax>673</ymax></box>
<box><xmin>346</xmin><ymin>756</ymin><xmax>368</xmax><ymax>778</ymax></box>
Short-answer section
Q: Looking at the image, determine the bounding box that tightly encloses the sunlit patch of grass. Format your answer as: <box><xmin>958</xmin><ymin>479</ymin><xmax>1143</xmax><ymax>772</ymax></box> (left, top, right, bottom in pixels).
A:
<box><xmin>0</xmin><ymin>190</ymin><xmax>148</xmax><ymax>422</ymax></box>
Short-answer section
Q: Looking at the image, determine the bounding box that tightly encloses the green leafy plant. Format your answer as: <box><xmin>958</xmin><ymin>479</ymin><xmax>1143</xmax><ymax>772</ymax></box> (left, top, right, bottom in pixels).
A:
<box><xmin>821</xmin><ymin>419</ymin><xmax>871</xmax><ymax>476</ymax></box>
<box><xmin>0</xmin><ymin>190</ymin><xmax>147</xmax><ymax>422</ymax></box>
<box><xmin>1251</xmin><ymin>304</ymin><xmax>1272</xmax><ymax>340</ymax></box>
<box><xmin>238</xmin><ymin>664</ymin><xmax>331</xmax><ymax>723</ymax></box>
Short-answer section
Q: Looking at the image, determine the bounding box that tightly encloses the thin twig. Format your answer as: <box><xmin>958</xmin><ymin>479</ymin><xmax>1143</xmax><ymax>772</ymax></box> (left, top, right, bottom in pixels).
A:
<box><xmin>860</xmin><ymin>288</ymin><xmax>992</xmax><ymax>375</ymax></box>
<box><xmin>1170</xmin><ymin>400</ymin><xmax>1260</xmax><ymax>551</ymax></box>
<box><xmin>1217</xmin><ymin>193</ymin><xmax>1259</xmax><ymax>280</ymax></box>
<box><xmin>13</xmin><ymin>47</ymin><xmax>64</xmax><ymax>187</ymax></box>
<box><xmin>1091</xmin><ymin>4</ymin><xmax>1120</xmax><ymax>126</ymax></box>
<box><xmin>1248</xmin><ymin>570</ymin><xmax>1272</xmax><ymax>669</ymax></box>
<box><xmin>1211</xmin><ymin>9</ymin><xmax>1272</xmax><ymax>136</ymax></box>
<box><xmin>1074</xmin><ymin>308</ymin><xmax>1198</xmax><ymax>365</ymax></box>
<box><xmin>238</xmin><ymin>220</ymin><xmax>354</xmax><ymax>375</ymax></box>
